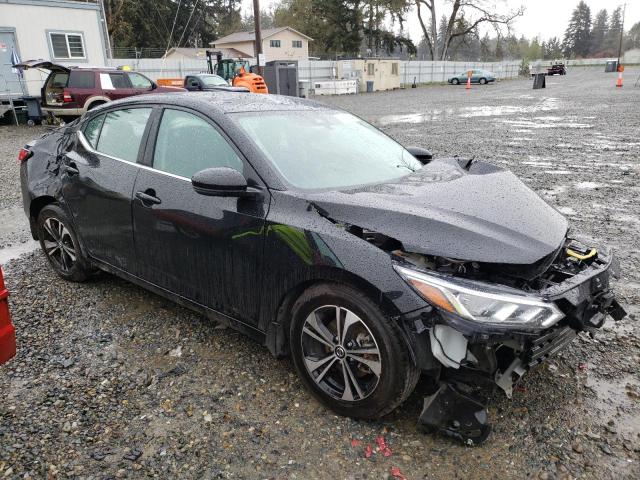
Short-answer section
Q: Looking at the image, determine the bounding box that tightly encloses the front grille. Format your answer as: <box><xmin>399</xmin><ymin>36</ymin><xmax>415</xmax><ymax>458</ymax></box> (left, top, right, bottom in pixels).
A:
<box><xmin>524</xmin><ymin>326</ymin><xmax>577</xmax><ymax>368</ymax></box>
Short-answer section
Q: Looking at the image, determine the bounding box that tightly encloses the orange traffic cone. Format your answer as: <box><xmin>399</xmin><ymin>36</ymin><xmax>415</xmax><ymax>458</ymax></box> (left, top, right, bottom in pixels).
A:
<box><xmin>616</xmin><ymin>71</ymin><xmax>623</xmax><ymax>88</ymax></box>
<box><xmin>466</xmin><ymin>77</ymin><xmax>471</xmax><ymax>90</ymax></box>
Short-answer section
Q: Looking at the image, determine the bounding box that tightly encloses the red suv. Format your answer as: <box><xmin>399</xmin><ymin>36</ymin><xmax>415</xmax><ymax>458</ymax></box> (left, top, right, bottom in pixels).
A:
<box><xmin>0</xmin><ymin>266</ymin><xmax>15</xmax><ymax>365</ymax></box>
<box><xmin>16</xmin><ymin>61</ymin><xmax>185</xmax><ymax>118</ymax></box>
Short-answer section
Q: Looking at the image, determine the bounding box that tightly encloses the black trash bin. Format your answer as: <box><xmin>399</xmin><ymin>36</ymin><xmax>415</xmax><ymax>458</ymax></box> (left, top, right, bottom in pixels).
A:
<box><xmin>533</xmin><ymin>73</ymin><xmax>546</xmax><ymax>89</ymax></box>
<box><xmin>22</xmin><ymin>97</ymin><xmax>44</xmax><ymax>126</ymax></box>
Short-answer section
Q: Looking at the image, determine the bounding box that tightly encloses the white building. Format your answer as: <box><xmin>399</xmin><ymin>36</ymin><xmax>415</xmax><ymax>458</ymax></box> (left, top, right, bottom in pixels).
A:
<box><xmin>0</xmin><ymin>0</ymin><xmax>109</xmax><ymax>97</ymax></box>
<box><xmin>210</xmin><ymin>27</ymin><xmax>312</xmax><ymax>63</ymax></box>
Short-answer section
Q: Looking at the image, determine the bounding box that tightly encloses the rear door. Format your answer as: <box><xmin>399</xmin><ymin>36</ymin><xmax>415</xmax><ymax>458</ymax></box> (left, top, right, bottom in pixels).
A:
<box><xmin>62</xmin><ymin>106</ymin><xmax>154</xmax><ymax>272</ymax></box>
<box><xmin>131</xmin><ymin>107</ymin><xmax>268</xmax><ymax>325</ymax></box>
<box><xmin>67</xmin><ymin>70</ymin><xmax>97</xmax><ymax>111</ymax></box>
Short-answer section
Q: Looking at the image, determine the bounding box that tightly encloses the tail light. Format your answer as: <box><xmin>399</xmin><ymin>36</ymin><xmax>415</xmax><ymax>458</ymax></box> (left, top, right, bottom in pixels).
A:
<box><xmin>18</xmin><ymin>148</ymin><xmax>32</xmax><ymax>163</ymax></box>
<box><xmin>63</xmin><ymin>89</ymin><xmax>73</xmax><ymax>103</ymax></box>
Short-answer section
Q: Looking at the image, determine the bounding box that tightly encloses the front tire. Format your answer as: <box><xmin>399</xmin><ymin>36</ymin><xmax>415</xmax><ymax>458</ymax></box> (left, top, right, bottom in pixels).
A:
<box><xmin>290</xmin><ymin>283</ymin><xmax>419</xmax><ymax>419</ymax></box>
<box><xmin>452</xmin><ymin>78</ymin><xmax>460</xmax><ymax>85</ymax></box>
<box><xmin>479</xmin><ymin>77</ymin><xmax>487</xmax><ymax>85</ymax></box>
<box><xmin>37</xmin><ymin>204</ymin><xmax>92</xmax><ymax>282</ymax></box>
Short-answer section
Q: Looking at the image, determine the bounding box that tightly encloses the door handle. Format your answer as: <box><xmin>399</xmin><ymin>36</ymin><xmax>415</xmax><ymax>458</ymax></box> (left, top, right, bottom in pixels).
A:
<box><xmin>136</xmin><ymin>189</ymin><xmax>161</xmax><ymax>206</ymax></box>
<box><xmin>62</xmin><ymin>163</ymin><xmax>79</xmax><ymax>176</ymax></box>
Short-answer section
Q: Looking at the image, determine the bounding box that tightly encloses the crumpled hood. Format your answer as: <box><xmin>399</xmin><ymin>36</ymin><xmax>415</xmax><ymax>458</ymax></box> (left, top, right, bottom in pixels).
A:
<box><xmin>302</xmin><ymin>158</ymin><xmax>568</xmax><ymax>265</ymax></box>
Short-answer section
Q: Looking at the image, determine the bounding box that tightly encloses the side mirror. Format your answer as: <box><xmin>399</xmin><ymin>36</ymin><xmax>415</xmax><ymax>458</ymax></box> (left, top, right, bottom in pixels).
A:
<box><xmin>192</xmin><ymin>167</ymin><xmax>249</xmax><ymax>197</ymax></box>
<box><xmin>406</xmin><ymin>146</ymin><xmax>433</xmax><ymax>164</ymax></box>
<box><xmin>150</xmin><ymin>82</ymin><xmax>157</xmax><ymax>90</ymax></box>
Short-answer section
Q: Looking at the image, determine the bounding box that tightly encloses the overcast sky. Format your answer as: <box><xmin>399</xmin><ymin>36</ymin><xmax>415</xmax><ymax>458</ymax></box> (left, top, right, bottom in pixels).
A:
<box><xmin>242</xmin><ymin>0</ymin><xmax>640</xmax><ymax>43</ymax></box>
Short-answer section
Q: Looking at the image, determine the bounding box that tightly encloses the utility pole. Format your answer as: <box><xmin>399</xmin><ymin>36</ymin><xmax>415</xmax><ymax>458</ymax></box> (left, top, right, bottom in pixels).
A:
<box><xmin>253</xmin><ymin>0</ymin><xmax>263</xmax><ymax>75</ymax></box>
<box><xmin>617</xmin><ymin>2</ymin><xmax>627</xmax><ymax>68</ymax></box>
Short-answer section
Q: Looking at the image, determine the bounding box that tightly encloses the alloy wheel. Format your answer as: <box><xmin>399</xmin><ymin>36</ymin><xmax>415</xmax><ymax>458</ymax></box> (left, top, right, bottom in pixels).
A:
<box><xmin>300</xmin><ymin>305</ymin><xmax>381</xmax><ymax>402</ymax></box>
<box><xmin>42</xmin><ymin>217</ymin><xmax>77</xmax><ymax>273</ymax></box>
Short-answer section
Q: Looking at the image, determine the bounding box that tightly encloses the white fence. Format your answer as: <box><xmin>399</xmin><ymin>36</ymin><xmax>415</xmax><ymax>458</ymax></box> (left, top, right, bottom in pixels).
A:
<box><xmin>106</xmin><ymin>58</ymin><xmax>521</xmax><ymax>87</ymax></box>
<box><xmin>400</xmin><ymin>61</ymin><xmax>520</xmax><ymax>85</ymax></box>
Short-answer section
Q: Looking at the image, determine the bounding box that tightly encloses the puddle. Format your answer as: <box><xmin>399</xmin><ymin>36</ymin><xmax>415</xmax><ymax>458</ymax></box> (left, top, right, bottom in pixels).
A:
<box><xmin>503</xmin><ymin>119</ymin><xmax>593</xmax><ymax>129</ymax></box>
<box><xmin>458</xmin><ymin>98</ymin><xmax>558</xmax><ymax>118</ymax></box>
<box><xmin>523</xmin><ymin>160</ymin><xmax>554</xmax><ymax>167</ymax></box>
<box><xmin>0</xmin><ymin>240</ymin><xmax>40</xmax><ymax>265</ymax></box>
<box><xmin>557</xmin><ymin>206</ymin><xmax>576</xmax><ymax>215</ymax></box>
<box><xmin>377</xmin><ymin>110</ymin><xmax>451</xmax><ymax>125</ymax></box>
<box><xmin>574</xmin><ymin>182</ymin><xmax>601</xmax><ymax>190</ymax></box>
<box><xmin>585</xmin><ymin>372</ymin><xmax>640</xmax><ymax>438</ymax></box>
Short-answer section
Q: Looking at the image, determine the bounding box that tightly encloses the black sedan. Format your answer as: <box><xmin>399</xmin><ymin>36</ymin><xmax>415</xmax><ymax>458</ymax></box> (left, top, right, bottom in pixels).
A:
<box><xmin>19</xmin><ymin>93</ymin><xmax>625</xmax><ymax>444</ymax></box>
<box><xmin>184</xmin><ymin>73</ymin><xmax>249</xmax><ymax>93</ymax></box>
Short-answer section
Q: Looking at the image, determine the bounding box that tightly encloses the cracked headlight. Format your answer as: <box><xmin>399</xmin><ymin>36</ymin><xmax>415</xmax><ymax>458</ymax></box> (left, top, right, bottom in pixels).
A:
<box><xmin>394</xmin><ymin>265</ymin><xmax>564</xmax><ymax>329</ymax></box>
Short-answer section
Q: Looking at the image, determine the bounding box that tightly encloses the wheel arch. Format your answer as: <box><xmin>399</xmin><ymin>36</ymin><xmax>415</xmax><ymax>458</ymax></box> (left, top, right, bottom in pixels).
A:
<box><xmin>28</xmin><ymin>195</ymin><xmax>57</xmax><ymax>239</ymax></box>
<box><xmin>265</xmin><ymin>268</ymin><xmax>404</xmax><ymax>358</ymax></box>
<box><xmin>83</xmin><ymin>96</ymin><xmax>111</xmax><ymax>112</ymax></box>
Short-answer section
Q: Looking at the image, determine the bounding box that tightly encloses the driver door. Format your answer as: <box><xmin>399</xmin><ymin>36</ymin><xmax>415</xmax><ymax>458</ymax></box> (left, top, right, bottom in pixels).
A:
<box><xmin>132</xmin><ymin>107</ymin><xmax>269</xmax><ymax>325</ymax></box>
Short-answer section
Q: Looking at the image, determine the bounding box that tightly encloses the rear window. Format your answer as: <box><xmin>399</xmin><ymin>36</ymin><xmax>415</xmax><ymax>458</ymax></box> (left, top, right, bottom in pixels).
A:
<box><xmin>96</xmin><ymin>108</ymin><xmax>152</xmax><ymax>162</ymax></box>
<box><xmin>49</xmin><ymin>72</ymin><xmax>69</xmax><ymax>88</ymax></box>
<box><xmin>69</xmin><ymin>71</ymin><xmax>95</xmax><ymax>89</ymax></box>
<box><xmin>83</xmin><ymin>114</ymin><xmax>104</xmax><ymax>148</ymax></box>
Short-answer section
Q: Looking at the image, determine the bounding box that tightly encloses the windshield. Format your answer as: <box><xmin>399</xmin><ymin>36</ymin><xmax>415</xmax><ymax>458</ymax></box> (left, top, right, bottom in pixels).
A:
<box><xmin>200</xmin><ymin>75</ymin><xmax>228</xmax><ymax>86</ymax></box>
<box><xmin>234</xmin><ymin>111</ymin><xmax>422</xmax><ymax>190</ymax></box>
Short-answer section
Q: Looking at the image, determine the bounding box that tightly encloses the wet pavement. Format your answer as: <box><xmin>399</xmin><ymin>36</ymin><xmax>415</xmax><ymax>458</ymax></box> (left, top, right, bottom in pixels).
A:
<box><xmin>0</xmin><ymin>67</ymin><xmax>639</xmax><ymax>479</ymax></box>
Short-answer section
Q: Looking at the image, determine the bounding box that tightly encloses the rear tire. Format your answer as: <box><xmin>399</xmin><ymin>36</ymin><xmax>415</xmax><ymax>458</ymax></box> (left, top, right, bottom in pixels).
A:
<box><xmin>479</xmin><ymin>78</ymin><xmax>487</xmax><ymax>85</ymax></box>
<box><xmin>452</xmin><ymin>78</ymin><xmax>460</xmax><ymax>85</ymax></box>
<box><xmin>37</xmin><ymin>204</ymin><xmax>92</xmax><ymax>282</ymax></box>
<box><xmin>289</xmin><ymin>283</ymin><xmax>420</xmax><ymax>419</ymax></box>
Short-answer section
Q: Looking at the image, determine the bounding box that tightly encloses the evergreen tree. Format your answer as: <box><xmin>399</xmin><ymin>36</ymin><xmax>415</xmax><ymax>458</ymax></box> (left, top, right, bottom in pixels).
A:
<box><xmin>605</xmin><ymin>6</ymin><xmax>623</xmax><ymax>54</ymax></box>
<box><xmin>545</xmin><ymin>37</ymin><xmax>563</xmax><ymax>59</ymax></box>
<box><xmin>479</xmin><ymin>33</ymin><xmax>492</xmax><ymax>61</ymax></box>
<box><xmin>562</xmin><ymin>1</ymin><xmax>592</xmax><ymax>58</ymax></box>
<box><xmin>627</xmin><ymin>22</ymin><xmax>640</xmax><ymax>50</ymax></box>
<box><xmin>590</xmin><ymin>9</ymin><xmax>608</xmax><ymax>56</ymax></box>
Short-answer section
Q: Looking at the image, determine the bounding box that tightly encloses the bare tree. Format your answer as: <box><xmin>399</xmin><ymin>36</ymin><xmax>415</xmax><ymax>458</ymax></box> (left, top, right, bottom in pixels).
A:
<box><xmin>416</xmin><ymin>0</ymin><xmax>524</xmax><ymax>60</ymax></box>
<box><xmin>415</xmin><ymin>0</ymin><xmax>437</xmax><ymax>59</ymax></box>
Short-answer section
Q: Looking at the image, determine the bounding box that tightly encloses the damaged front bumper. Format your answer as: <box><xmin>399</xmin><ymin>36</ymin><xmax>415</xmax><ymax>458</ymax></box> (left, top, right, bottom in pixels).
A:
<box><xmin>398</xmin><ymin>245</ymin><xmax>626</xmax><ymax>445</ymax></box>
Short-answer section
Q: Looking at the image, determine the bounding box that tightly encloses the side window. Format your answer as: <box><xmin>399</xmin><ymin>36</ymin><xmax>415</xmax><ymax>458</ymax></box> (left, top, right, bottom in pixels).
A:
<box><xmin>96</xmin><ymin>108</ymin><xmax>152</xmax><ymax>162</ymax></box>
<box><xmin>83</xmin><ymin>114</ymin><xmax>104</xmax><ymax>148</ymax></box>
<box><xmin>153</xmin><ymin>109</ymin><xmax>243</xmax><ymax>179</ymax></box>
<box><xmin>270</xmin><ymin>40</ymin><xmax>281</xmax><ymax>48</ymax></box>
<box><xmin>107</xmin><ymin>73</ymin><xmax>129</xmax><ymax>89</ymax></box>
<box><xmin>127</xmin><ymin>72</ymin><xmax>152</xmax><ymax>89</ymax></box>
<box><xmin>69</xmin><ymin>71</ymin><xmax>95</xmax><ymax>89</ymax></box>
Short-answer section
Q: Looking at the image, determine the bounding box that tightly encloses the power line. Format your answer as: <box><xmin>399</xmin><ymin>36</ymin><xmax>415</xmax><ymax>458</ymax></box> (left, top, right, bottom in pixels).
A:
<box><xmin>175</xmin><ymin>0</ymin><xmax>199</xmax><ymax>49</ymax></box>
<box><xmin>165</xmin><ymin>0</ymin><xmax>184</xmax><ymax>54</ymax></box>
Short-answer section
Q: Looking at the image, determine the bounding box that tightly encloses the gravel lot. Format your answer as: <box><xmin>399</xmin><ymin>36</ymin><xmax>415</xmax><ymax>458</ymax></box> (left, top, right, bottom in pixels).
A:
<box><xmin>1</xmin><ymin>67</ymin><xmax>639</xmax><ymax>479</ymax></box>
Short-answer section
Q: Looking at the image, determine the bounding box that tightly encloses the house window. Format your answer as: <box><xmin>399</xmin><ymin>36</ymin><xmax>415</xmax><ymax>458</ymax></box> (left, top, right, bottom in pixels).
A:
<box><xmin>367</xmin><ymin>63</ymin><xmax>375</xmax><ymax>75</ymax></box>
<box><xmin>270</xmin><ymin>40</ymin><xmax>281</xmax><ymax>48</ymax></box>
<box><xmin>49</xmin><ymin>32</ymin><xmax>85</xmax><ymax>59</ymax></box>
<box><xmin>292</xmin><ymin>40</ymin><xmax>302</xmax><ymax>48</ymax></box>
<box><xmin>391</xmin><ymin>63</ymin><xmax>399</xmax><ymax>75</ymax></box>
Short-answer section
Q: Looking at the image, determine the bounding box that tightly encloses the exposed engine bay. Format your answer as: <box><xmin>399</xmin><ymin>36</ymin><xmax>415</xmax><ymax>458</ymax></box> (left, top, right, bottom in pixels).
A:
<box><xmin>322</xmin><ymin>213</ymin><xmax>627</xmax><ymax>445</ymax></box>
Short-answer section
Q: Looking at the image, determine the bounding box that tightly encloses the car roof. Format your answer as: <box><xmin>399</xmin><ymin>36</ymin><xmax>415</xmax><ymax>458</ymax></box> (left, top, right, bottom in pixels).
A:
<box><xmin>108</xmin><ymin>91</ymin><xmax>333</xmax><ymax>114</ymax></box>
